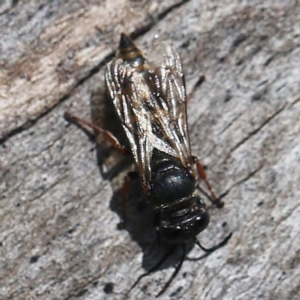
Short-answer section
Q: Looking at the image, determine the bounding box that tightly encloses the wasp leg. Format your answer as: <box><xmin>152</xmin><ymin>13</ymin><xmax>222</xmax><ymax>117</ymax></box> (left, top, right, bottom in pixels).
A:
<box><xmin>191</xmin><ymin>156</ymin><xmax>224</xmax><ymax>208</ymax></box>
<box><xmin>120</xmin><ymin>171</ymin><xmax>139</xmax><ymax>226</ymax></box>
<box><xmin>126</xmin><ymin>246</ymin><xmax>177</xmax><ymax>297</ymax></box>
<box><xmin>64</xmin><ymin>112</ymin><xmax>128</xmax><ymax>155</ymax></box>
<box><xmin>195</xmin><ymin>232</ymin><xmax>232</xmax><ymax>253</ymax></box>
<box><xmin>156</xmin><ymin>243</ymin><xmax>186</xmax><ymax>298</ymax></box>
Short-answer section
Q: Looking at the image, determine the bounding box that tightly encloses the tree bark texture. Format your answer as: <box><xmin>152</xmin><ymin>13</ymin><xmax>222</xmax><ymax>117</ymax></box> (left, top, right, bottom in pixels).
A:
<box><xmin>0</xmin><ymin>0</ymin><xmax>300</xmax><ymax>299</ymax></box>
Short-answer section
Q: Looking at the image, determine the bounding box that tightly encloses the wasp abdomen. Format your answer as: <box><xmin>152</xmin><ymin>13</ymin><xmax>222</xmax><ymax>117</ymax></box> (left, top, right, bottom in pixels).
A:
<box><xmin>118</xmin><ymin>33</ymin><xmax>145</xmax><ymax>66</ymax></box>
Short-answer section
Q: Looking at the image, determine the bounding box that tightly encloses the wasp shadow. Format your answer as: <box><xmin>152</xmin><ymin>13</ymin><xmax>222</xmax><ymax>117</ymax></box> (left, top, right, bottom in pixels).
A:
<box><xmin>90</xmin><ymin>84</ymin><xmax>132</xmax><ymax>181</ymax></box>
<box><xmin>89</xmin><ymin>85</ymin><xmax>195</xmax><ymax>276</ymax></box>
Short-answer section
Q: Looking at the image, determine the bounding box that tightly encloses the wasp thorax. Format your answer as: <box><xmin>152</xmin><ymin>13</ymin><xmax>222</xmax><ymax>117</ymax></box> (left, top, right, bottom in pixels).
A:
<box><xmin>149</xmin><ymin>159</ymin><xmax>196</xmax><ymax>207</ymax></box>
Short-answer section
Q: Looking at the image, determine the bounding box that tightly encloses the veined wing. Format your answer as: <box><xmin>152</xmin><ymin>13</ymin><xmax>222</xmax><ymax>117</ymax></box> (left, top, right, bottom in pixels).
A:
<box><xmin>105</xmin><ymin>41</ymin><xmax>192</xmax><ymax>192</ymax></box>
<box><xmin>148</xmin><ymin>40</ymin><xmax>192</xmax><ymax>167</ymax></box>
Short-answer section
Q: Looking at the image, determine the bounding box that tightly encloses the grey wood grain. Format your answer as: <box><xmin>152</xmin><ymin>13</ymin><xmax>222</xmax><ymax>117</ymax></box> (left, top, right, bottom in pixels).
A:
<box><xmin>1</xmin><ymin>1</ymin><xmax>299</xmax><ymax>299</ymax></box>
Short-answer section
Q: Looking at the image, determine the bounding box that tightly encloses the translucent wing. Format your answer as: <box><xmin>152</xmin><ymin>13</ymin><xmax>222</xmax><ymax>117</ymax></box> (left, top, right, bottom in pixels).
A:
<box><xmin>149</xmin><ymin>41</ymin><xmax>191</xmax><ymax>165</ymax></box>
<box><xmin>105</xmin><ymin>41</ymin><xmax>192</xmax><ymax>192</ymax></box>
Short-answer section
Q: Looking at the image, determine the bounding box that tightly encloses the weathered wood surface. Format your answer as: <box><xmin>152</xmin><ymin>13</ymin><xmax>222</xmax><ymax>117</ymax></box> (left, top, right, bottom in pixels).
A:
<box><xmin>1</xmin><ymin>0</ymin><xmax>300</xmax><ymax>299</ymax></box>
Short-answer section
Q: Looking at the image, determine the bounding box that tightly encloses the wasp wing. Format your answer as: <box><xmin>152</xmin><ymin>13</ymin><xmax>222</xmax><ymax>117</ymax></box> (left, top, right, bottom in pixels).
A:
<box><xmin>149</xmin><ymin>41</ymin><xmax>192</xmax><ymax>166</ymax></box>
<box><xmin>105</xmin><ymin>41</ymin><xmax>192</xmax><ymax>192</ymax></box>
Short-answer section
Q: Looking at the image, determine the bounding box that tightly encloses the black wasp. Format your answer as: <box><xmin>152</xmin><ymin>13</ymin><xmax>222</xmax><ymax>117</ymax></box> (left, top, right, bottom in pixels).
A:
<box><xmin>65</xmin><ymin>33</ymin><xmax>232</xmax><ymax>297</ymax></box>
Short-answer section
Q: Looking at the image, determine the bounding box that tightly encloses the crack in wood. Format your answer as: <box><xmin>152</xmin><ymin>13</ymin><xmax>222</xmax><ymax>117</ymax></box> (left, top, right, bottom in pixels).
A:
<box><xmin>222</xmin><ymin>104</ymin><xmax>287</xmax><ymax>164</ymax></box>
<box><xmin>219</xmin><ymin>164</ymin><xmax>264</xmax><ymax>199</ymax></box>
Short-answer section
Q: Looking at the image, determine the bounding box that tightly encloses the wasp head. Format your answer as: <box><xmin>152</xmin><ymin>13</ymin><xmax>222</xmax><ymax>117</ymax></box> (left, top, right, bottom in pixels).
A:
<box><xmin>158</xmin><ymin>196</ymin><xmax>210</xmax><ymax>244</ymax></box>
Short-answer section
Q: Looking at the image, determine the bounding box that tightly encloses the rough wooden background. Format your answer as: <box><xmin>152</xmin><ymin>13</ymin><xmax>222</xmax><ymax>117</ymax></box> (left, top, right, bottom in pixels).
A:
<box><xmin>1</xmin><ymin>0</ymin><xmax>300</xmax><ymax>299</ymax></box>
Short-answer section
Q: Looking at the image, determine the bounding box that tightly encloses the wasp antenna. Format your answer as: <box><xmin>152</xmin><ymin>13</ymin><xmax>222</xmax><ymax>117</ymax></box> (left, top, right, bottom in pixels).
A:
<box><xmin>156</xmin><ymin>244</ymin><xmax>186</xmax><ymax>298</ymax></box>
<box><xmin>196</xmin><ymin>233</ymin><xmax>232</xmax><ymax>253</ymax></box>
<box><xmin>125</xmin><ymin>246</ymin><xmax>176</xmax><ymax>297</ymax></box>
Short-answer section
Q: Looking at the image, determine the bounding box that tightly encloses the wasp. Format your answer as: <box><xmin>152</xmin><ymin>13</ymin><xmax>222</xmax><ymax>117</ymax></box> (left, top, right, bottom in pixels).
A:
<box><xmin>65</xmin><ymin>33</ymin><xmax>232</xmax><ymax>297</ymax></box>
